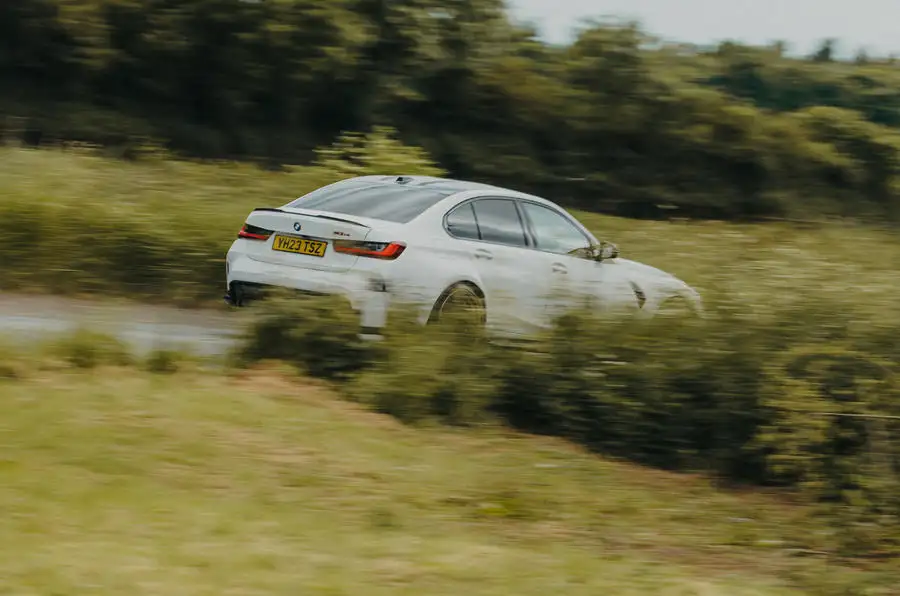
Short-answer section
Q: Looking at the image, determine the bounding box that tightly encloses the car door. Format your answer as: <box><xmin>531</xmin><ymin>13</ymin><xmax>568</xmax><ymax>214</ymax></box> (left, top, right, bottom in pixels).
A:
<box><xmin>517</xmin><ymin>200</ymin><xmax>601</xmax><ymax>325</ymax></box>
<box><xmin>445</xmin><ymin>198</ymin><xmax>542</xmax><ymax>335</ymax></box>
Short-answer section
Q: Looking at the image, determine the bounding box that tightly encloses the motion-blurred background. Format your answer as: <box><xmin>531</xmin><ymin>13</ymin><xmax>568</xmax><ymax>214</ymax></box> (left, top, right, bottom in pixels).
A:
<box><xmin>5</xmin><ymin>0</ymin><xmax>900</xmax><ymax>221</ymax></box>
<box><xmin>2</xmin><ymin>2</ymin><xmax>900</xmax><ymax>594</ymax></box>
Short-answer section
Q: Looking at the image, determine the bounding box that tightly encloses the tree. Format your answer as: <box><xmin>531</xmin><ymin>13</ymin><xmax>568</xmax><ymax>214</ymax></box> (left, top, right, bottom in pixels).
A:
<box><xmin>812</xmin><ymin>38</ymin><xmax>836</xmax><ymax>63</ymax></box>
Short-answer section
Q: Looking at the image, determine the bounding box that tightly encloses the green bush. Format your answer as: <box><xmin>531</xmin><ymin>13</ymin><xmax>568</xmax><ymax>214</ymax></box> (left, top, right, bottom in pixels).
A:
<box><xmin>313</xmin><ymin>126</ymin><xmax>447</xmax><ymax>178</ymax></box>
<box><xmin>348</xmin><ymin>313</ymin><xmax>498</xmax><ymax>425</ymax></box>
<box><xmin>49</xmin><ymin>329</ymin><xmax>133</xmax><ymax>370</ymax></box>
<box><xmin>233</xmin><ymin>291</ymin><xmax>379</xmax><ymax>380</ymax></box>
<box><xmin>144</xmin><ymin>347</ymin><xmax>187</xmax><ymax>374</ymax></box>
<box><xmin>755</xmin><ymin>345</ymin><xmax>900</xmax><ymax>555</ymax></box>
<box><xmin>236</xmin><ymin>293</ymin><xmax>774</xmax><ymax>473</ymax></box>
<box><xmin>0</xmin><ymin>340</ymin><xmax>30</xmax><ymax>380</ymax></box>
<box><xmin>233</xmin><ymin>291</ymin><xmax>900</xmax><ymax>556</ymax></box>
<box><xmin>490</xmin><ymin>309</ymin><xmax>770</xmax><ymax>476</ymax></box>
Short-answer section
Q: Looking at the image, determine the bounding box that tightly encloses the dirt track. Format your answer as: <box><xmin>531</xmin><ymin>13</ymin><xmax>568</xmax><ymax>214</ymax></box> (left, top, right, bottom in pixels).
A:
<box><xmin>0</xmin><ymin>294</ymin><xmax>246</xmax><ymax>356</ymax></box>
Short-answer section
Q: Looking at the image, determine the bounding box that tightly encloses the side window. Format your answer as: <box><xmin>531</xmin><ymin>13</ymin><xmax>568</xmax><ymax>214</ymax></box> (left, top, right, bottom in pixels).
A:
<box><xmin>521</xmin><ymin>202</ymin><xmax>591</xmax><ymax>256</ymax></box>
<box><xmin>445</xmin><ymin>202</ymin><xmax>480</xmax><ymax>240</ymax></box>
<box><xmin>471</xmin><ymin>199</ymin><xmax>528</xmax><ymax>247</ymax></box>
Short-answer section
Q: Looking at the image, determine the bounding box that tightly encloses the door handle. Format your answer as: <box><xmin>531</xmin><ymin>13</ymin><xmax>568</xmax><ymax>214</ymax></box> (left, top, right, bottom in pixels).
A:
<box><xmin>474</xmin><ymin>248</ymin><xmax>494</xmax><ymax>260</ymax></box>
<box><xmin>552</xmin><ymin>263</ymin><xmax>568</xmax><ymax>275</ymax></box>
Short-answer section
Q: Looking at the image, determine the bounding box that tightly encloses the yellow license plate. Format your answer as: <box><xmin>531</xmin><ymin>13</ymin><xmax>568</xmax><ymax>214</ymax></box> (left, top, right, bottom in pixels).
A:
<box><xmin>272</xmin><ymin>235</ymin><xmax>327</xmax><ymax>257</ymax></box>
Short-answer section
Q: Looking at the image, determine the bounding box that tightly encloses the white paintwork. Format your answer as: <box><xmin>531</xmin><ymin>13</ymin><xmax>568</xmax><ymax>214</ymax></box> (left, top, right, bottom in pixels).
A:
<box><xmin>225</xmin><ymin>175</ymin><xmax>703</xmax><ymax>337</ymax></box>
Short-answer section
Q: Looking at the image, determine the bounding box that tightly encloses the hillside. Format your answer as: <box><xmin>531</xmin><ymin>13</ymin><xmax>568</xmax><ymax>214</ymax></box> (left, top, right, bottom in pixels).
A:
<box><xmin>1</xmin><ymin>365</ymin><xmax>893</xmax><ymax>595</ymax></box>
<box><xmin>4</xmin><ymin>146</ymin><xmax>900</xmax><ymax>314</ymax></box>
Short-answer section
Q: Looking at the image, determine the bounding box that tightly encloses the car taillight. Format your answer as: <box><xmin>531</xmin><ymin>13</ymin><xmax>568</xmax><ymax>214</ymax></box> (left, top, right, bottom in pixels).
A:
<box><xmin>238</xmin><ymin>223</ymin><xmax>273</xmax><ymax>241</ymax></box>
<box><xmin>333</xmin><ymin>240</ymin><xmax>406</xmax><ymax>260</ymax></box>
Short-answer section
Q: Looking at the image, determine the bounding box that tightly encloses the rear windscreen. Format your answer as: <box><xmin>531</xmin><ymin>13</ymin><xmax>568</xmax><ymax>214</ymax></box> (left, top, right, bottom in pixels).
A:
<box><xmin>286</xmin><ymin>182</ymin><xmax>451</xmax><ymax>224</ymax></box>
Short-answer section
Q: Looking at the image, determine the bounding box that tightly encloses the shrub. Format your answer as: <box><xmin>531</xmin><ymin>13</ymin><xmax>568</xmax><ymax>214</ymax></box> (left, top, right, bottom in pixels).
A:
<box><xmin>492</xmin><ymin>309</ymin><xmax>770</xmax><ymax>477</ymax></box>
<box><xmin>232</xmin><ymin>287</ymin><xmax>900</xmax><ymax>556</ymax></box>
<box><xmin>234</xmin><ymin>291</ymin><xmax>378</xmax><ymax>380</ymax></box>
<box><xmin>755</xmin><ymin>345</ymin><xmax>900</xmax><ymax>555</ymax></box>
<box><xmin>348</xmin><ymin>313</ymin><xmax>499</xmax><ymax>425</ymax></box>
<box><xmin>0</xmin><ymin>340</ymin><xmax>30</xmax><ymax>380</ymax></box>
<box><xmin>313</xmin><ymin>126</ymin><xmax>447</xmax><ymax>178</ymax></box>
<box><xmin>50</xmin><ymin>329</ymin><xmax>133</xmax><ymax>369</ymax></box>
<box><xmin>144</xmin><ymin>347</ymin><xmax>187</xmax><ymax>374</ymax></box>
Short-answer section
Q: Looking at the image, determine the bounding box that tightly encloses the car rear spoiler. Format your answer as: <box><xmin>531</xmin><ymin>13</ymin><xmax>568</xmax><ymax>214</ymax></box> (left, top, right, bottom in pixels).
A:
<box><xmin>250</xmin><ymin>207</ymin><xmax>369</xmax><ymax>228</ymax></box>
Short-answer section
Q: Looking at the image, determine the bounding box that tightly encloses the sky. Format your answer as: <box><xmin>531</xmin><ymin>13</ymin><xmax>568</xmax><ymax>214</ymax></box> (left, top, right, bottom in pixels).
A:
<box><xmin>507</xmin><ymin>0</ymin><xmax>900</xmax><ymax>58</ymax></box>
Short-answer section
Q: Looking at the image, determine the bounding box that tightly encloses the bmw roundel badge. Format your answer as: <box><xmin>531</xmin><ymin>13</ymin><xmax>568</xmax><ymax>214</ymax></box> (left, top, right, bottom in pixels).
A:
<box><xmin>293</xmin><ymin>222</ymin><xmax>302</xmax><ymax>231</ymax></box>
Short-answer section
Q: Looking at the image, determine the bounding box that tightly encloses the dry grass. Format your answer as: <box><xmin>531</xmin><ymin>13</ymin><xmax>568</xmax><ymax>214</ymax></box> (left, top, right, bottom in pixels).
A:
<box><xmin>575</xmin><ymin>211</ymin><xmax>900</xmax><ymax>323</ymax></box>
<box><xmin>1</xmin><ymin>366</ymin><xmax>897</xmax><ymax>595</ymax></box>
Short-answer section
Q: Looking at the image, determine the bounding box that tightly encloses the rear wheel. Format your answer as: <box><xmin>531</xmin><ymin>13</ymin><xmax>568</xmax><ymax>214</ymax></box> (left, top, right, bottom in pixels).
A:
<box><xmin>428</xmin><ymin>283</ymin><xmax>486</xmax><ymax>329</ymax></box>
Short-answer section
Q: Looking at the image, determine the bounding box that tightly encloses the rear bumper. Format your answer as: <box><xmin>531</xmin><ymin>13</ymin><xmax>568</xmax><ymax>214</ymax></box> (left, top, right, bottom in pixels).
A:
<box><xmin>224</xmin><ymin>281</ymin><xmax>314</xmax><ymax>306</ymax></box>
<box><xmin>225</xmin><ymin>252</ymin><xmax>391</xmax><ymax>329</ymax></box>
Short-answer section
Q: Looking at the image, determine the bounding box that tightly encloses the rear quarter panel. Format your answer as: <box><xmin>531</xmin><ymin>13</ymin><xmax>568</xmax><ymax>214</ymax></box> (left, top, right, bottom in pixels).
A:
<box><xmin>378</xmin><ymin>225</ymin><xmax>485</xmax><ymax>324</ymax></box>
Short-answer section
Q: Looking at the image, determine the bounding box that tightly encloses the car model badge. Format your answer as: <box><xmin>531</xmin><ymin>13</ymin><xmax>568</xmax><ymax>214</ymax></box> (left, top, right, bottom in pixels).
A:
<box><xmin>293</xmin><ymin>222</ymin><xmax>302</xmax><ymax>231</ymax></box>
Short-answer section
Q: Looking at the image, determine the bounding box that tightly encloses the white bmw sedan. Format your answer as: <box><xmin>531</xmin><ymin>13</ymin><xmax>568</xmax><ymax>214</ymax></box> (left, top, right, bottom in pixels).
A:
<box><xmin>225</xmin><ymin>175</ymin><xmax>703</xmax><ymax>337</ymax></box>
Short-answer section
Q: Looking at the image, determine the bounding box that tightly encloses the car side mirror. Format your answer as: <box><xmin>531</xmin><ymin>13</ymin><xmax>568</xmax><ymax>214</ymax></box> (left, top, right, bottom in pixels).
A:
<box><xmin>593</xmin><ymin>241</ymin><xmax>619</xmax><ymax>261</ymax></box>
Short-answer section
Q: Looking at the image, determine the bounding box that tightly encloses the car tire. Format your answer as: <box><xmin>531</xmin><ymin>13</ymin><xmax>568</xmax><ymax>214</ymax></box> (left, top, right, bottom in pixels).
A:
<box><xmin>428</xmin><ymin>283</ymin><xmax>486</xmax><ymax>328</ymax></box>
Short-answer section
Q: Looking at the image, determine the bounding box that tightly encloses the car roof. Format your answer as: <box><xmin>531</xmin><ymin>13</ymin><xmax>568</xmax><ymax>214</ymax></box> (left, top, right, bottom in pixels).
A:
<box><xmin>289</xmin><ymin>174</ymin><xmax>593</xmax><ymax>237</ymax></box>
<box><xmin>340</xmin><ymin>175</ymin><xmax>557</xmax><ymax>204</ymax></box>
<box><xmin>349</xmin><ymin>175</ymin><xmax>505</xmax><ymax>193</ymax></box>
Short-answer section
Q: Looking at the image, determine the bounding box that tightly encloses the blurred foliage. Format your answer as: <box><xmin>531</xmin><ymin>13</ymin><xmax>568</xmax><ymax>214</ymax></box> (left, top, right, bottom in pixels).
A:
<box><xmin>756</xmin><ymin>345</ymin><xmax>900</xmax><ymax>556</ymax></box>
<box><xmin>313</xmin><ymin>125</ymin><xmax>447</xmax><ymax>178</ymax></box>
<box><xmin>5</xmin><ymin>1</ymin><xmax>900</xmax><ymax>219</ymax></box>
<box><xmin>233</xmin><ymin>291</ymin><xmax>378</xmax><ymax>380</ymax></box>
<box><xmin>233</xmin><ymin>291</ymin><xmax>900</xmax><ymax>557</ymax></box>
<box><xmin>0</xmin><ymin>143</ymin><xmax>444</xmax><ymax>303</ymax></box>
<box><xmin>49</xmin><ymin>328</ymin><xmax>133</xmax><ymax>369</ymax></box>
<box><xmin>347</xmin><ymin>308</ymin><xmax>498</xmax><ymax>425</ymax></box>
<box><xmin>4</xmin><ymin>1</ymin><xmax>900</xmax><ymax>560</ymax></box>
<box><xmin>0</xmin><ymin>339</ymin><xmax>32</xmax><ymax>380</ymax></box>
<box><xmin>144</xmin><ymin>347</ymin><xmax>186</xmax><ymax>374</ymax></box>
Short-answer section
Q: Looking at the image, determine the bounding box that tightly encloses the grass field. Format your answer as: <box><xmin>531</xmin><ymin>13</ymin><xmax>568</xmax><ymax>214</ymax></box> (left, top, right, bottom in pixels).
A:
<box><xmin>2</xmin><ymin>145</ymin><xmax>900</xmax><ymax>323</ymax></box>
<box><xmin>1</xmin><ymin>364</ymin><xmax>896</xmax><ymax>595</ymax></box>
<box><xmin>3</xmin><ymin>146</ymin><xmax>900</xmax><ymax>592</ymax></box>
